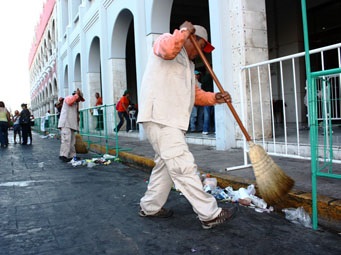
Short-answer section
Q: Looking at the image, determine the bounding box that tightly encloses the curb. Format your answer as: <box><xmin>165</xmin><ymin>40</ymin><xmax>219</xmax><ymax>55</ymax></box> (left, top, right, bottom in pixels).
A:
<box><xmin>89</xmin><ymin>144</ymin><xmax>341</xmax><ymax>231</ymax></box>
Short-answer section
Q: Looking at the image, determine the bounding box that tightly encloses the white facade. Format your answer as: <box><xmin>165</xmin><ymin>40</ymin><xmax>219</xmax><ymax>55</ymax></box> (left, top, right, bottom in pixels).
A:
<box><xmin>53</xmin><ymin>0</ymin><xmax>340</xmax><ymax>151</ymax></box>
<box><xmin>29</xmin><ymin>0</ymin><xmax>58</xmax><ymax>118</ymax></box>
<box><xmin>56</xmin><ymin>0</ymin><xmax>270</xmax><ymax>150</ymax></box>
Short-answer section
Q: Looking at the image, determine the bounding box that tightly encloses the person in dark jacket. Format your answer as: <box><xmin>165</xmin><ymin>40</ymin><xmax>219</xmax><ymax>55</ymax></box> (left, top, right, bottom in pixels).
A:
<box><xmin>19</xmin><ymin>103</ymin><xmax>32</xmax><ymax>145</ymax></box>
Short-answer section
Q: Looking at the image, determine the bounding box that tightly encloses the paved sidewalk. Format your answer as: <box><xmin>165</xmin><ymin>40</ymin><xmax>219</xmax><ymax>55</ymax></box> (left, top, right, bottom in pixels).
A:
<box><xmin>86</xmin><ymin>132</ymin><xmax>341</xmax><ymax>231</ymax></box>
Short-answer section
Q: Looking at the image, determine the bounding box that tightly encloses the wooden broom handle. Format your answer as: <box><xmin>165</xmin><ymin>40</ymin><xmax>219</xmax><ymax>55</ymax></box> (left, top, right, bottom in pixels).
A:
<box><xmin>189</xmin><ymin>34</ymin><xmax>251</xmax><ymax>141</ymax></box>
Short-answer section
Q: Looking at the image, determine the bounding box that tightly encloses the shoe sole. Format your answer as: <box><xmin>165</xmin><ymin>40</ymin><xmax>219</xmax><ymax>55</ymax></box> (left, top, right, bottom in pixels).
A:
<box><xmin>139</xmin><ymin>209</ymin><xmax>174</xmax><ymax>218</ymax></box>
<box><xmin>59</xmin><ymin>156</ymin><xmax>72</xmax><ymax>162</ymax></box>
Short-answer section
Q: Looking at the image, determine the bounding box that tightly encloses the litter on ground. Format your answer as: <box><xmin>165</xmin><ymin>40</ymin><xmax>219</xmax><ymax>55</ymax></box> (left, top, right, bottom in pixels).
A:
<box><xmin>201</xmin><ymin>175</ymin><xmax>274</xmax><ymax>213</ymax></box>
<box><xmin>69</xmin><ymin>156</ymin><xmax>113</xmax><ymax>167</ymax></box>
<box><xmin>282</xmin><ymin>206</ymin><xmax>312</xmax><ymax>228</ymax></box>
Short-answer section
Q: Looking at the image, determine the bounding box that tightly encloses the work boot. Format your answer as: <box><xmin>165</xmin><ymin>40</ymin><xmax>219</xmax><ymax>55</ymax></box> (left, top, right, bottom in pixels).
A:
<box><xmin>201</xmin><ymin>206</ymin><xmax>238</xmax><ymax>229</ymax></box>
<box><xmin>139</xmin><ymin>207</ymin><xmax>174</xmax><ymax>218</ymax></box>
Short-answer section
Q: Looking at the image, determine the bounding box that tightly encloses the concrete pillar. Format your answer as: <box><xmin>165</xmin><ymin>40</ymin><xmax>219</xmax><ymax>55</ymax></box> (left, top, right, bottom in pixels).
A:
<box><xmin>111</xmin><ymin>58</ymin><xmax>127</xmax><ymax>103</ymax></box>
<box><xmin>210</xmin><ymin>0</ymin><xmax>270</xmax><ymax>146</ymax></box>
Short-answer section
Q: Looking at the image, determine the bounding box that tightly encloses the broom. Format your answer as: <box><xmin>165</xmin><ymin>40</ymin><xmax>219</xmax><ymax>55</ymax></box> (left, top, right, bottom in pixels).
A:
<box><xmin>189</xmin><ymin>34</ymin><xmax>294</xmax><ymax>204</ymax></box>
<box><xmin>75</xmin><ymin>133</ymin><xmax>88</xmax><ymax>154</ymax></box>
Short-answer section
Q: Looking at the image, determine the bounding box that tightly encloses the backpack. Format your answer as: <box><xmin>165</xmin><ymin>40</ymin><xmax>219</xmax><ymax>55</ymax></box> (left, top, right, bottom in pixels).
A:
<box><xmin>20</xmin><ymin>110</ymin><xmax>30</xmax><ymax>124</ymax></box>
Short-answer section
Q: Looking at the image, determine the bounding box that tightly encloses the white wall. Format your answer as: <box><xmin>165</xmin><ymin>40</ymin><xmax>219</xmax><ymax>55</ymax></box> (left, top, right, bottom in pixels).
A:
<box><xmin>56</xmin><ymin>0</ymin><xmax>270</xmax><ymax>150</ymax></box>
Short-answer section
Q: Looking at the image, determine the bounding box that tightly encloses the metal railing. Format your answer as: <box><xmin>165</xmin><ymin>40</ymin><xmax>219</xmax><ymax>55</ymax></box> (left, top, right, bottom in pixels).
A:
<box><xmin>32</xmin><ymin>114</ymin><xmax>59</xmax><ymax>136</ymax></box>
<box><xmin>31</xmin><ymin>104</ymin><xmax>135</xmax><ymax>158</ymax></box>
<box><xmin>79</xmin><ymin>104</ymin><xmax>117</xmax><ymax>155</ymax></box>
<box><xmin>79</xmin><ymin>104</ymin><xmax>132</xmax><ymax>157</ymax></box>
<box><xmin>236</xmin><ymin>42</ymin><xmax>341</xmax><ymax>164</ymax></box>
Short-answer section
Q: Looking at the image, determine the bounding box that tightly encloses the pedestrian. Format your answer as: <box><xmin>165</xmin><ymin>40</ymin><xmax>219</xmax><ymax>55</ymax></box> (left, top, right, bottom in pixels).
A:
<box><xmin>94</xmin><ymin>92</ymin><xmax>103</xmax><ymax>130</ymax></box>
<box><xmin>114</xmin><ymin>90</ymin><xmax>132</xmax><ymax>133</ymax></box>
<box><xmin>58</xmin><ymin>88</ymin><xmax>85</xmax><ymax>162</ymax></box>
<box><xmin>201</xmin><ymin>71</ymin><xmax>214</xmax><ymax>135</ymax></box>
<box><xmin>12</xmin><ymin>110</ymin><xmax>21</xmax><ymax>144</ymax></box>
<box><xmin>19</xmin><ymin>103</ymin><xmax>32</xmax><ymax>145</ymax></box>
<box><xmin>44</xmin><ymin>110</ymin><xmax>50</xmax><ymax>135</ymax></box>
<box><xmin>28</xmin><ymin>115</ymin><xmax>34</xmax><ymax>143</ymax></box>
<box><xmin>137</xmin><ymin>21</ymin><xmax>237</xmax><ymax>229</ymax></box>
<box><xmin>189</xmin><ymin>70</ymin><xmax>203</xmax><ymax>132</ymax></box>
<box><xmin>0</xmin><ymin>101</ymin><xmax>11</xmax><ymax>148</ymax></box>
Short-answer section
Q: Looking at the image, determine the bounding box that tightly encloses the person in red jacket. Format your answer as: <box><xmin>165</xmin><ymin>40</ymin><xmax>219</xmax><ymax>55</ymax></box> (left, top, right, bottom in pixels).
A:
<box><xmin>94</xmin><ymin>92</ymin><xmax>103</xmax><ymax>130</ymax></box>
<box><xmin>114</xmin><ymin>90</ymin><xmax>132</xmax><ymax>132</ymax></box>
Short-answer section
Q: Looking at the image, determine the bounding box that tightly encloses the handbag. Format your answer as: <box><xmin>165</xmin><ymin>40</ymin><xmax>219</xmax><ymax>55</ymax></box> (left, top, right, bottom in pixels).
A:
<box><xmin>93</xmin><ymin>109</ymin><xmax>99</xmax><ymax>116</ymax></box>
<box><xmin>20</xmin><ymin>116</ymin><xmax>30</xmax><ymax>124</ymax></box>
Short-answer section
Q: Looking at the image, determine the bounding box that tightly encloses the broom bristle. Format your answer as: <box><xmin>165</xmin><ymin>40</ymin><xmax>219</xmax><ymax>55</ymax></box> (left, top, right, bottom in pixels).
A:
<box><xmin>248</xmin><ymin>142</ymin><xmax>294</xmax><ymax>204</ymax></box>
<box><xmin>75</xmin><ymin>134</ymin><xmax>88</xmax><ymax>154</ymax></box>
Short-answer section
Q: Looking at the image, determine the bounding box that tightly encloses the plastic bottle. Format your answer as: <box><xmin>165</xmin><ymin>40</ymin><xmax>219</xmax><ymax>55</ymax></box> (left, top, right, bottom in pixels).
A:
<box><xmin>212</xmin><ymin>187</ymin><xmax>230</xmax><ymax>200</ymax></box>
<box><xmin>203</xmin><ymin>177</ymin><xmax>217</xmax><ymax>194</ymax></box>
<box><xmin>224</xmin><ymin>186</ymin><xmax>238</xmax><ymax>202</ymax></box>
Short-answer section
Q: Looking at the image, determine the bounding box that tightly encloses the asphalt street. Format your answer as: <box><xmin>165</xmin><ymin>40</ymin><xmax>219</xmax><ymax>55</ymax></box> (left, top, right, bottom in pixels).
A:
<box><xmin>0</xmin><ymin>132</ymin><xmax>340</xmax><ymax>255</ymax></box>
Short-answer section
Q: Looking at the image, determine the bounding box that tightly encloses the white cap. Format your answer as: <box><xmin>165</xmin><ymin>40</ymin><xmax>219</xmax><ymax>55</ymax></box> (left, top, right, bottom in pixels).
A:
<box><xmin>193</xmin><ymin>25</ymin><xmax>215</xmax><ymax>53</ymax></box>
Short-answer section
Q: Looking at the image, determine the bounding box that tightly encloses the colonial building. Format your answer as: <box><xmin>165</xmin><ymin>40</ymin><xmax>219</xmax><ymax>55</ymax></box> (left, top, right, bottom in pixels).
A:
<box><xmin>29</xmin><ymin>0</ymin><xmax>58</xmax><ymax>118</ymax></box>
<box><xmin>30</xmin><ymin>0</ymin><xmax>340</xmax><ymax>153</ymax></box>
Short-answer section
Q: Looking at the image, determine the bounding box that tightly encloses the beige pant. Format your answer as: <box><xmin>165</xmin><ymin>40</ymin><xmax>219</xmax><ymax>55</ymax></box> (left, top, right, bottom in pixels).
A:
<box><xmin>59</xmin><ymin>127</ymin><xmax>76</xmax><ymax>158</ymax></box>
<box><xmin>140</xmin><ymin>122</ymin><xmax>221</xmax><ymax>221</ymax></box>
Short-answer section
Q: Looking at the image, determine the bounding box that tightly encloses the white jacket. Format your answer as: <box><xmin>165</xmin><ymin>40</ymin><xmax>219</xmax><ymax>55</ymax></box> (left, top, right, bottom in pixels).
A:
<box><xmin>58</xmin><ymin>95</ymin><xmax>80</xmax><ymax>131</ymax></box>
<box><xmin>137</xmin><ymin>48</ymin><xmax>196</xmax><ymax>131</ymax></box>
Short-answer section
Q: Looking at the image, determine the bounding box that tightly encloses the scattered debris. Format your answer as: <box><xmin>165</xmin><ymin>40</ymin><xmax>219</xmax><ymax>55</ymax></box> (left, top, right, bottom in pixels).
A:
<box><xmin>69</xmin><ymin>156</ymin><xmax>113</xmax><ymax>167</ymax></box>
<box><xmin>201</xmin><ymin>175</ymin><xmax>274</xmax><ymax>213</ymax></box>
<box><xmin>282</xmin><ymin>207</ymin><xmax>312</xmax><ymax>228</ymax></box>
<box><xmin>40</xmin><ymin>134</ymin><xmax>56</xmax><ymax>139</ymax></box>
<box><xmin>203</xmin><ymin>177</ymin><xmax>217</xmax><ymax>193</ymax></box>
<box><xmin>103</xmin><ymin>154</ymin><xmax>116</xmax><ymax>160</ymax></box>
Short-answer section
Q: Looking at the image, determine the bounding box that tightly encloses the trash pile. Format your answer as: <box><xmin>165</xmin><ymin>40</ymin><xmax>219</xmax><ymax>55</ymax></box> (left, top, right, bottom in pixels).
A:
<box><xmin>69</xmin><ymin>154</ymin><xmax>116</xmax><ymax>167</ymax></box>
<box><xmin>202</xmin><ymin>174</ymin><xmax>273</xmax><ymax>213</ymax></box>
<box><xmin>201</xmin><ymin>174</ymin><xmax>313</xmax><ymax>228</ymax></box>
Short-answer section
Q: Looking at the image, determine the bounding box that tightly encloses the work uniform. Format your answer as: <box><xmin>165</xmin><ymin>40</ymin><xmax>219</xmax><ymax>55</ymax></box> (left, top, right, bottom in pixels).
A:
<box><xmin>137</xmin><ymin>29</ymin><xmax>221</xmax><ymax>221</ymax></box>
<box><xmin>58</xmin><ymin>94</ymin><xmax>81</xmax><ymax>159</ymax></box>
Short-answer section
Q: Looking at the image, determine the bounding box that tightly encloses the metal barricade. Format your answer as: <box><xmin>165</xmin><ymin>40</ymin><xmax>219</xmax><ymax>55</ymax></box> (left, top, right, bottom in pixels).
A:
<box><xmin>79</xmin><ymin>104</ymin><xmax>131</xmax><ymax>158</ymax></box>
<box><xmin>301</xmin><ymin>0</ymin><xmax>341</xmax><ymax>230</ymax></box>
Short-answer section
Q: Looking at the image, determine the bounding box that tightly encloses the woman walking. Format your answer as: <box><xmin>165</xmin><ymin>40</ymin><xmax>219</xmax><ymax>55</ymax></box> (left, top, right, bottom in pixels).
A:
<box><xmin>0</xmin><ymin>101</ymin><xmax>11</xmax><ymax>148</ymax></box>
<box><xmin>12</xmin><ymin>110</ymin><xmax>21</xmax><ymax>144</ymax></box>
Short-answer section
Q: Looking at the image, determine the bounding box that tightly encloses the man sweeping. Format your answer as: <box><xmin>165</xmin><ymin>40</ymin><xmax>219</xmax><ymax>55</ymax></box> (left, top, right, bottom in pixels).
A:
<box><xmin>137</xmin><ymin>21</ymin><xmax>237</xmax><ymax>229</ymax></box>
<box><xmin>58</xmin><ymin>88</ymin><xmax>85</xmax><ymax>162</ymax></box>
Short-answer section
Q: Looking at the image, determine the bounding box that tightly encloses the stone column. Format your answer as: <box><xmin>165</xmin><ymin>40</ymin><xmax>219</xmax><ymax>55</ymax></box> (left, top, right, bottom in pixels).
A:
<box><xmin>211</xmin><ymin>0</ymin><xmax>270</xmax><ymax>147</ymax></box>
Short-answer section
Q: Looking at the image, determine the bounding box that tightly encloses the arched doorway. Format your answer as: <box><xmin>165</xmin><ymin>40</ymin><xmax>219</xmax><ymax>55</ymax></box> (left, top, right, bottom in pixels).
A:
<box><xmin>88</xmin><ymin>37</ymin><xmax>102</xmax><ymax>105</ymax></box>
<box><xmin>170</xmin><ymin>0</ymin><xmax>214</xmax><ymax>133</ymax></box>
<box><xmin>110</xmin><ymin>9</ymin><xmax>136</xmax><ymax>105</ymax></box>
<box><xmin>63</xmin><ymin>65</ymin><xmax>69</xmax><ymax>97</ymax></box>
<box><xmin>74</xmin><ymin>54</ymin><xmax>82</xmax><ymax>98</ymax></box>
